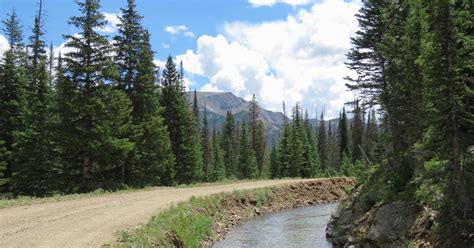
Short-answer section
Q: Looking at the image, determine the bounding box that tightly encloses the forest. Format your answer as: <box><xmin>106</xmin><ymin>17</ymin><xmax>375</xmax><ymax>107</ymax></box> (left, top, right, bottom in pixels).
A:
<box><xmin>0</xmin><ymin>0</ymin><xmax>472</xmax><ymax>238</ymax></box>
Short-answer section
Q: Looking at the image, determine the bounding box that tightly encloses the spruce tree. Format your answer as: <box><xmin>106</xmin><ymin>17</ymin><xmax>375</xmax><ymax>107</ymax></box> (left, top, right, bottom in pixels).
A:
<box><xmin>249</xmin><ymin>94</ymin><xmax>266</xmax><ymax>177</ymax></box>
<box><xmin>160</xmin><ymin>56</ymin><xmax>202</xmax><ymax>184</ymax></box>
<box><xmin>221</xmin><ymin>110</ymin><xmax>237</xmax><ymax>178</ymax></box>
<box><xmin>211</xmin><ymin>126</ymin><xmax>225</xmax><ymax>181</ymax></box>
<box><xmin>114</xmin><ymin>0</ymin><xmax>174</xmax><ymax>186</ymax></box>
<box><xmin>201</xmin><ymin>101</ymin><xmax>212</xmax><ymax>181</ymax></box>
<box><xmin>1</xmin><ymin>9</ymin><xmax>26</xmax><ymax>66</ymax></box>
<box><xmin>0</xmin><ymin>50</ymin><xmax>26</xmax><ymax>193</ymax></box>
<box><xmin>318</xmin><ymin>111</ymin><xmax>327</xmax><ymax>169</ymax></box>
<box><xmin>419</xmin><ymin>0</ymin><xmax>473</xmax><ymax>218</ymax></box>
<box><xmin>269</xmin><ymin>137</ymin><xmax>279</xmax><ymax>179</ymax></box>
<box><xmin>351</xmin><ymin>100</ymin><xmax>364</xmax><ymax>162</ymax></box>
<box><xmin>11</xmin><ymin>0</ymin><xmax>62</xmax><ymax>196</ymax></box>
<box><xmin>289</xmin><ymin>103</ymin><xmax>304</xmax><ymax>177</ymax></box>
<box><xmin>0</xmin><ymin>10</ymin><xmax>27</xmax><ymax>192</ymax></box>
<box><xmin>61</xmin><ymin>0</ymin><xmax>133</xmax><ymax>190</ymax></box>
<box><xmin>277</xmin><ymin>102</ymin><xmax>291</xmax><ymax>177</ymax></box>
<box><xmin>0</xmin><ymin>140</ymin><xmax>7</xmax><ymax>191</ymax></box>
<box><xmin>302</xmin><ymin>110</ymin><xmax>317</xmax><ymax>177</ymax></box>
<box><xmin>338</xmin><ymin>107</ymin><xmax>349</xmax><ymax>163</ymax></box>
<box><xmin>238</xmin><ymin>121</ymin><xmax>258</xmax><ymax>179</ymax></box>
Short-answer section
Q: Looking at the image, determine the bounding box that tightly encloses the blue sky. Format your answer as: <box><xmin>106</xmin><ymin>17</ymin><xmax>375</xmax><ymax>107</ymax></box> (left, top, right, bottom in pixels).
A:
<box><xmin>0</xmin><ymin>0</ymin><xmax>362</xmax><ymax>118</ymax></box>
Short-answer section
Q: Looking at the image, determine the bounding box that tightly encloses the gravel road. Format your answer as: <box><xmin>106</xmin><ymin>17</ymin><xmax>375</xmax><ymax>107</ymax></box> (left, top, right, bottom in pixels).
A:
<box><xmin>0</xmin><ymin>179</ymin><xmax>315</xmax><ymax>247</ymax></box>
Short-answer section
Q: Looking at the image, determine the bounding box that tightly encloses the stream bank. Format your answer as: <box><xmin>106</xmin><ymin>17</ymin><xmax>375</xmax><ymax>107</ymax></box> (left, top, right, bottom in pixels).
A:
<box><xmin>115</xmin><ymin>177</ymin><xmax>357</xmax><ymax>247</ymax></box>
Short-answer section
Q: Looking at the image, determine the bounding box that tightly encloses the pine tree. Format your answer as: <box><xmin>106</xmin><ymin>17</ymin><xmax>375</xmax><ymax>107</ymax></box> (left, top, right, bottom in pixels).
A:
<box><xmin>238</xmin><ymin>121</ymin><xmax>258</xmax><ymax>179</ymax></box>
<box><xmin>192</xmin><ymin>89</ymin><xmax>200</xmax><ymax>122</ymax></box>
<box><xmin>211</xmin><ymin>126</ymin><xmax>225</xmax><ymax>181</ymax></box>
<box><xmin>221</xmin><ymin>110</ymin><xmax>237</xmax><ymax>178</ymax></box>
<box><xmin>61</xmin><ymin>0</ymin><xmax>133</xmax><ymax>190</ymax></box>
<box><xmin>338</xmin><ymin>107</ymin><xmax>349</xmax><ymax>163</ymax></box>
<box><xmin>302</xmin><ymin>110</ymin><xmax>317</xmax><ymax>177</ymax></box>
<box><xmin>0</xmin><ymin>10</ymin><xmax>27</xmax><ymax>192</ymax></box>
<box><xmin>289</xmin><ymin>103</ymin><xmax>304</xmax><ymax>177</ymax></box>
<box><xmin>0</xmin><ymin>140</ymin><xmax>7</xmax><ymax>191</ymax></box>
<box><xmin>1</xmin><ymin>9</ymin><xmax>26</xmax><ymax>66</ymax></box>
<box><xmin>277</xmin><ymin>102</ymin><xmax>291</xmax><ymax>177</ymax></box>
<box><xmin>318</xmin><ymin>111</ymin><xmax>327</xmax><ymax>170</ymax></box>
<box><xmin>419</xmin><ymin>1</ymin><xmax>473</xmax><ymax>218</ymax></box>
<box><xmin>201</xmin><ymin>101</ymin><xmax>212</xmax><ymax>181</ymax></box>
<box><xmin>0</xmin><ymin>51</ymin><xmax>26</xmax><ymax>193</ymax></box>
<box><xmin>269</xmin><ymin>137</ymin><xmax>279</xmax><ymax>179</ymax></box>
<box><xmin>345</xmin><ymin>0</ymin><xmax>387</xmax><ymax>103</ymax></box>
<box><xmin>114</xmin><ymin>0</ymin><xmax>174</xmax><ymax>186</ymax></box>
<box><xmin>160</xmin><ymin>56</ymin><xmax>202</xmax><ymax>184</ymax></box>
<box><xmin>351</xmin><ymin>100</ymin><xmax>364</xmax><ymax>162</ymax></box>
<box><xmin>249</xmin><ymin>94</ymin><xmax>266</xmax><ymax>177</ymax></box>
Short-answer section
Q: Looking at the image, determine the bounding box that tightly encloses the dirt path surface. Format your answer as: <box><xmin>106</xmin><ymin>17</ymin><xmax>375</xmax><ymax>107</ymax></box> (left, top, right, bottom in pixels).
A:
<box><xmin>0</xmin><ymin>179</ymin><xmax>319</xmax><ymax>248</ymax></box>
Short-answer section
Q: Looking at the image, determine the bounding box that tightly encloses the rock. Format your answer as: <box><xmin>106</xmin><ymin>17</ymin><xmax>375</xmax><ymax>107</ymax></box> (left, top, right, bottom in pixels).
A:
<box><xmin>366</xmin><ymin>201</ymin><xmax>419</xmax><ymax>245</ymax></box>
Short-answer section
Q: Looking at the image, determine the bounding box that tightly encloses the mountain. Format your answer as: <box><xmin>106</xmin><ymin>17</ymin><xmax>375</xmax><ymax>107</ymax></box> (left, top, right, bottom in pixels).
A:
<box><xmin>187</xmin><ymin>91</ymin><xmax>340</xmax><ymax>145</ymax></box>
<box><xmin>188</xmin><ymin>92</ymin><xmax>286</xmax><ymax>144</ymax></box>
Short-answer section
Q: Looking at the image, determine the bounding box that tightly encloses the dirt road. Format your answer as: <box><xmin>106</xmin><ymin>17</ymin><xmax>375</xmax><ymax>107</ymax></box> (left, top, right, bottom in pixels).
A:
<box><xmin>0</xmin><ymin>179</ymin><xmax>317</xmax><ymax>247</ymax></box>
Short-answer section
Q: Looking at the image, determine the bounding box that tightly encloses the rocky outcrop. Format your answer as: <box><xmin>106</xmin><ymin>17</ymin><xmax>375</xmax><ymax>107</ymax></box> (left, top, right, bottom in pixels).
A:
<box><xmin>326</xmin><ymin>187</ymin><xmax>441</xmax><ymax>248</ymax></box>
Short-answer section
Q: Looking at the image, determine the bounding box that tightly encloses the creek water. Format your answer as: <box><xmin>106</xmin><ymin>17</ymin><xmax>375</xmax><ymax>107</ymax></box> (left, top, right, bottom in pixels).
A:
<box><xmin>214</xmin><ymin>202</ymin><xmax>338</xmax><ymax>248</ymax></box>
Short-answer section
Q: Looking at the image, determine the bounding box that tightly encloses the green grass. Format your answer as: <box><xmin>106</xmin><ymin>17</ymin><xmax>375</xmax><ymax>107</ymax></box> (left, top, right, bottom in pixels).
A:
<box><xmin>116</xmin><ymin>193</ymin><xmax>224</xmax><ymax>247</ymax></box>
<box><xmin>114</xmin><ymin>187</ymin><xmax>278</xmax><ymax>248</ymax></box>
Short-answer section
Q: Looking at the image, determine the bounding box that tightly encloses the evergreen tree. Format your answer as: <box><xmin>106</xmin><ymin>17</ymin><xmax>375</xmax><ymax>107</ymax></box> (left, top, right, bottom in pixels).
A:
<box><xmin>192</xmin><ymin>89</ymin><xmax>200</xmax><ymax>122</ymax></box>
<box><xmin>318</xmin><ymin>111</ymin><xmax>327</xmax><ymax>169</ymax></box>
<box><xmin>238</xmin><ymin>121</ymin><xmax>258</xmax><ymax>179</ymax></box>
<box><xmin>201</xmin><ymin>101</ymin><xmax>212</xmax><ymax>181</ymax></box>
<box><xmin>351</xmin><ymin>100</ymin><xmax>364</xmax><ymax>162</ymax></box>
<box><xmin>338</xmin><ymin>107</ymin><xmax>349</xmax><ymax>163</ymax></box>
<box><xmin>249</xmin><ymin>94</ymin><xmax>266</xmax><ymax>177</ymax></box>
<box><xmin>221</xmin><ymin>110</ymin><xmax>237</xmax><ymax>177</ymax></box>
<box><xmin>61</xmin><ymin>0</ymin><xmax>133</xmax><ymax>190</ymax></box>
<box><xmin>211</xmin><ymin>126</ymin><xmax>225</xmax><ymax>181</ymax></box>
<box><xmin>419</xmin><ymin>0</ymin><xmax>473</xmax><ymax>218</ymax></box>
<box><xmin>0</xmin><ymin>140</ymin><xmax>7</xmax><ymax>191</ymax></box>
<box><xmin>114</xmin><ymin>0</ymin><xmax>174</xmax><ymax>186</ymax></box>
<box><xmin>0</xmin><ymin>51</ymin><xmax>26</xmax><ymax>193</ymax></box>
<box><xmin>160</xmin><ymin>56</ymin><xmax>202</xmax><ymax>184</ymax></box>
<box><xmin>277</xmin><ymin>102</ymin><xmax>291</xmax><ymax>177</ymax></box>
<box><xmin>289</xmin><ymin>103</ymin><xmax>304</xmax><ymax>177</ymax></box>
<box><xmin>302</xmin><ymin>110</ymin><xmax>317</xmax><ymax>177</ymax></box>
<box><xmin>269</xmin><ymin>137</ymin><xmax>279</xmax><ymax>179</ymax></box>
<box><xmin>2</xmin><ymin>9</ymin><xmax>26</xmax><ymax>66</ymax></box>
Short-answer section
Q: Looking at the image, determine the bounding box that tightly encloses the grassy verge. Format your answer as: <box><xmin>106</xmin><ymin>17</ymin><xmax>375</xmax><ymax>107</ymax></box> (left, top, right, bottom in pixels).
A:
<box><xmin>113</xmin><ymin>188</ymin><xmax>274</xmax><ymax>248</ymax></box>
<box><xmin>110</xmin><ymin>178</ymin><xmax>357</xmax><ymax>248</ymax></box>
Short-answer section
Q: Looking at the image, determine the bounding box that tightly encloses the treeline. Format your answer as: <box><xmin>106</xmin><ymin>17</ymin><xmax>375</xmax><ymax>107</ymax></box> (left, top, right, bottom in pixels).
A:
<box><xmin>268</xmin><ymin>100</ymin><xmax>379</xmax><ymax>180</ymax></box>
<box><xmin>0</xmin><ymin>0</ymin><xmax>269</xmax><ymax>197</ymax></box>
<box><xmin>346</xmin><ymin>0</ymin><xmax>473</xmax><ymax>229</ymax></box>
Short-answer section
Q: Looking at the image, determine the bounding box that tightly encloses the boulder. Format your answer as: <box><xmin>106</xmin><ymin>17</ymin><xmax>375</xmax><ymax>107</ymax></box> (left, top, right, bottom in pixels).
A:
<box><xmin>366</xmin><ymin>201</ymin><xmax>419</xmax><ymax>245</ymax></box>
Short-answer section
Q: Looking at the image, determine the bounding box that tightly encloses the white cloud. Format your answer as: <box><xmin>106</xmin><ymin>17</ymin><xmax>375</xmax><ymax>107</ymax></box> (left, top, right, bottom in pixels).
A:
<box><xmin>0</xmin><ymin>35</ymin><xmax>9</xmax><ymax>59</ymax></box>
<box><xmin>177</xmin><ymin>0</ymin><xmax>361</xmax><ymax>118</ymax></box>
<box><xmin>162</xmin><ymin>43</ymin><xmax>170</xmax><ymax>49</ymax></box>
<box><xmin>97</xmin><ymin>12</ymin><xmax>121</xmax><ymax>33</ymax></box>
<box><xmin>249</xmin><ymin>0</ymin><xmax>311</xmax><ymax>7</ymax></box>
<box><xmin>165</xmin><ymin>25</ymin><xmax>194</xmax><ymax>38</ymax></box>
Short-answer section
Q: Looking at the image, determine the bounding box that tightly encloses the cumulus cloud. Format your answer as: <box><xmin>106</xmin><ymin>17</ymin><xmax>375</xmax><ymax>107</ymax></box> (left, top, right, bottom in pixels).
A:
<box><xmin>0</xmin><ymin>34</ymin><xmax>9</xmax><ymax>59</ymax></box>
<box><xmin>164</xmin><ymin>25</ymin><xmax>195</xmax><ymax>38</ymax></box>
<box><xmin>177</xmin><ymin>0</ymin><xmax>361</xmax><ymax>118</ymax></box>
<box><xmin>96</xmin><ymin>12</ymin><xmax>121</xmax><ymax>33</ymax></box>
<box><xmin>249</xmin><ymin>0</ymin><xmax>311</xmax><ymax>7</ymax></box>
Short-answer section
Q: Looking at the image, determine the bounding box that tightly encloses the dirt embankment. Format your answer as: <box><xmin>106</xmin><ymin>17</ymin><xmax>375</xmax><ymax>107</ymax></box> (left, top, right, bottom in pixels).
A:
<box><xmin>0</xmin><ymin>179</ymin><xmax>327</xmax><ymax>248</ymax></box>
<box><xmin>199</xmin><ymin>177</ymin><xmax>357</xmax><ymax>247</ymax></box>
